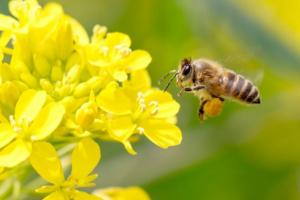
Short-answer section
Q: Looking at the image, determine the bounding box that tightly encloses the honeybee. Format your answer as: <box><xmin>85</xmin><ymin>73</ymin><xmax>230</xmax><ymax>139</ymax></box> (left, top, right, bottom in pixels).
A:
<box><xmin>161</xmin><ymin>58</ymin><xmax>261</xmax><ymax>120</ymax></box>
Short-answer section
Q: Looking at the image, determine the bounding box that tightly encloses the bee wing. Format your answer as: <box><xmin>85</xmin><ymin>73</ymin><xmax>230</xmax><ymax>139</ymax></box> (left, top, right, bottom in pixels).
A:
<box><xmin>251</xmin><ymin>69</ymin><xmax>264</xmax><ymax>87</ymax></box>
<box><xmin>216</xmin><ymin>49</ymin><xmax>265</xmax><ymax>87</ymax></box>
<box><xmin>241</xmin><ymin>69</ymin><xmax>264</xmax><ymax>87</ymax></box>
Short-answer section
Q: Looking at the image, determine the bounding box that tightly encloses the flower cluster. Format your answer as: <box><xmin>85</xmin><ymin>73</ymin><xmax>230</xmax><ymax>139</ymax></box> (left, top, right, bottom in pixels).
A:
<box><xmin>0</xmin><ymin>0</ymin><xmax>181</xmax><ymax>199</ymax></box>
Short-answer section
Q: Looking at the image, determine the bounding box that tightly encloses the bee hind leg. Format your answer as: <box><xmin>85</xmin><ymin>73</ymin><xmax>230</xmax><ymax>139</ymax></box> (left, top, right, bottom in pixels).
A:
<box><xmin>198</xmin><ymin>96</ymin><xmax>225</xmax><ymax>120</ymax></box>
<box><xmin>198</xmin><ymin>100</ymin><xmax>209</xmax><ymax>120</ymax></box>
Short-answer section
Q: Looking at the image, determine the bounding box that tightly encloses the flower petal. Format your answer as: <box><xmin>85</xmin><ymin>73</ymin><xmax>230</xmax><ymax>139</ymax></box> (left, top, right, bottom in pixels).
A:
<box><xmin>112</xmin><ymin>70</ymin><xmax>128</xmax><ymax>82</ymax></box>
<box><xmin>96</xmin><ymin>82</ymin><xmax>133</xmax><ymax>115</ymax></box>
<box><xmin>71</xmin><ymin>138</ymin><xmax>101</xmax><ymax>180</ymax></box>
<box><xmin>0</xmin><ymin>139</ymin><xmax>31</xmax><ymax>167</ymax></box>
<box><xmin>0</xmin><ymin>14</ymin><xmax>18</xmax><ymax>30</ymax></box>
<box><xmin>145</xmin><ymin>90</ymin><xmax>180</xmax><ymax>119</ymax></box>
<box><xmin>68</xmin><ymin>16</ymin><xmax>89</xmax><ymax>45</ymax></box>
<box><xmin>141</xmin><ymin>119</ymin><xmax>182</xmax><ymax>149</ymax></box>
<box><xmin>124</xmin><ymin>50</ymin><xmax>152</xmax><ymax>71</ymax></box>
<box><xmin>56</xmin><ymin>21</ymin><xmax>73</xmax><ymax>60</ymax></box>
<box><xmin>0</xmin><ymin>124</ymin><xmax>17</xmax><ymax>149</ymax></box>
<box><xmin>30</xmin><ymin>142</ymin><xmax>64</xmax><ymax>184</ymax></box>
<box><xmin>35</xmin><ymin>185</ymin><xmax>56</xmax><ymax>193</ymax></box>
<box><xmin>108</xmin><ymin>116</ymin><xmax>136</xmax><ymax>142</ymax></box>
<box><xmin>43</xmin><ymin>191</ymin><xmax>66</xmax><ymax>200</ymax></box>
<box><xmin>15</xmin><ymin>90</ymin><xmax>47</xmax><ymax>122</ymax></box>
<box><xmin>105</xmin><ymin>32</ymin><xmax>131</xmax><ymax>48</ymax></box>
<box><xmin>123</xmin><ymin>70</ymin><xmax>151</xmax><ymax>93</ymax></box>
<box><xmin>30</xmin><ymin>102</ymin><xmax>65</xmax><ymax>141</ymax></box>
<box><xmin>0</xmin><ymin>31</ymin><xmax>13</xmax><ymax>49</ymax></box>
<box><xmin>85</xmin><ymin>44</ymin><xmax>109</xmax><ymax>67</ymax></box>
<box><xmin>73</xmin><ymin>190</ymin><xmax>102</xmax><ymax>200</ymax></box>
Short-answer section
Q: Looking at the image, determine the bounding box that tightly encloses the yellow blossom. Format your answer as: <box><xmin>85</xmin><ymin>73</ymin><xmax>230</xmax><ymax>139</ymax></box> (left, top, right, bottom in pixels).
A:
<box><xmin>0</xmin><ymin>1</ymin><xmax>181</xmax><ymax>199</ymax></box>
<box><xmin>85</xmin><ymin>26</ymin><xmax>152</xmax><ymax>82</ymax></box>
<box><xmin>0</xmin><ymin>89</ymin><xmax>65</xmax><ymax>167</ymax></box>
<box><xmin>97</xmin><ymin>70</ymin><xmax>181</xmax><ymax>154</ymax></box>
<box><xmin>63</xmin><ymin>91</ymin><xmax>107</xmax><ymax>138</ymax></box>
<box><xmin>94</xmin><ymin>186</ymin><xmax>151</xmax><ymax>200</ymax></box>
<box><xmin>0</xmin><ymin>80</ymin><xmax>27</xmax><ymax>114</ymax></box>
<box><xmin>0</xmin><ymin>0</ymin><xmax>91</xmax><ymax>103</ymax></box>
<box><xmin>30</xmin><ymin>137</ymin><xmax>101</xmax><ymax>200</ymax></box>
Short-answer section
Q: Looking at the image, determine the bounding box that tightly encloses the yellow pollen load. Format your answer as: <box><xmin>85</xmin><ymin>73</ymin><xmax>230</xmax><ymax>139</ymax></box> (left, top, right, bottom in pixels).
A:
<box><xmin>203</xmin><ymin>98</ymin><xmax>223</xmax><ymax>117</ymax></box>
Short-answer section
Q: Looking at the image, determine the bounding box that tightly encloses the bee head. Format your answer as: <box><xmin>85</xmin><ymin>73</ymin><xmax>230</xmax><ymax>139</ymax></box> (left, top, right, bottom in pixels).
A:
<box><xmin>158</xmin><ymin>58</ymin><xmax>194</xmax><ymax>91</ymax></box>
<box><xmin>177</xmin><ymin>58</ymin><xmax>194</xmax><ymax>87</ymax></box>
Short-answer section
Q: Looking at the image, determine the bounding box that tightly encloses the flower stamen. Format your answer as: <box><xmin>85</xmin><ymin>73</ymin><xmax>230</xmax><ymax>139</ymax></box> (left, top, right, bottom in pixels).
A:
<box><xmin>148</xmin><ymin>101</ymin><xmax>159</xmax><ymax>115</ymax></box>
<box><xmin>9</xmin><ymin>115</ymin><xmax>33</xmax><ymax>133</ymax></box>
<box><xmin>115</xmin><ymin>44</ymin><xmax>131</xmax><ymax>56</ymax></box>
<box><xmin>137</xmin><ymin>127</ymin><xmax>145</xmax><ymax>134</ymax></box>
<box><xmin>137</xmin><ymin>92</ymin><xmax>146</xmax><ymax>112</ymax></box>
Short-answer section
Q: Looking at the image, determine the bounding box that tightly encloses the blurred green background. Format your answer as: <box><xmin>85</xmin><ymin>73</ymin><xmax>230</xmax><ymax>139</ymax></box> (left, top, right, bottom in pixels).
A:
<box><xmin>1</xmin><ymin>0</ymin><xmax>300</xmax><ymax>199</ymax></box>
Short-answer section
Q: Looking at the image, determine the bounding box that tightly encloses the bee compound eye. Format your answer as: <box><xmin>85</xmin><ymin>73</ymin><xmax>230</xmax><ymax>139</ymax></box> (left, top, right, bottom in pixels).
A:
<box><xmin>182</xmin><ymin>64</ymin><xmax>192</xmax><ymax>76</ymax></box>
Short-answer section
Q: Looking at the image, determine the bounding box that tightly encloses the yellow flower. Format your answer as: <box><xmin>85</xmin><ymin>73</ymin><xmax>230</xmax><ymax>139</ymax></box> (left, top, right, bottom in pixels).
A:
<box><xmin>85</xmin><ymin>25</ymin><xmax>152</xmax><ymax>82</ymax></box>
<box><xmin>0</xmin><ymin>0</ymin><xmax>88</xmax><ymax>48</ymax></box>
<box><xmin>0</xmin><ymin>0</ymin><xmax>91</xmax><ymax>102</ymax></box>
<box><xmin>75</xmin><ymin>92</ymin><xmax>99</xmax><ymax>130</ymax></box>
<box><xmin>30</xmin><ymin>137</ymin><xmax>101</xmax><ymax>200</ymax></box>
<box><xmin>0</xmin><ymin>80</ymin><xmax>27</xmax><ymax>114</ymax></box>
<box><xmin>0</xmin><ymin>89</ymin><xmax>65</xmax><ymax>167</ymax></box>
<box><xmin>93</xmin><ymin>186</ymin><xmax>151</xmax><ymax>200</ymax></box>
<box><xmin>62</xmin><ymin>91</ymin><xmax>107</xmax><ymax>138</ymax></box>
<box><xmin>97</xmin><ymin>70</ymin><xmax>181</xmax><ymax>154</ymax></box>
<box><xmin>0</xmin><ymin>0</ymin><xmax>178</xmax><ymax>199</ymax></box>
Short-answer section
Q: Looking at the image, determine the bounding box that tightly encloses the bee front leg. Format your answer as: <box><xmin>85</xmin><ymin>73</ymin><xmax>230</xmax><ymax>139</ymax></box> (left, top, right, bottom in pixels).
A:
<box><xmin>177</xmin><ymin>85</ymin><xmax>205</xmax><ymax>96</ymax></box>
<box><xmin>183</xmin><ymin>85</ymin><xmax>206</xmax><ymax>92</ymax></box>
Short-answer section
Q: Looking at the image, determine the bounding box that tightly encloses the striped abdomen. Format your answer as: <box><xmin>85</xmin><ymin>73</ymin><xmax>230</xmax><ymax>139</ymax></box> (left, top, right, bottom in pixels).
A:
<box><xmin>224</xmin><ymin>71</ymin><xmax>260</xmax><ymax>104</ymax></box>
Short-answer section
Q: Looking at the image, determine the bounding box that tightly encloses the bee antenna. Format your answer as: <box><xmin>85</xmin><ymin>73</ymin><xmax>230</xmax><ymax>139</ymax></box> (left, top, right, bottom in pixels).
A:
<box><xmin>163</xmin><ymin>72</ymin><xmax>178</xmax><ymax>92</ymax></box>
<box><xmin>181</xmin><ymin>57</ymin><xmax>192</xmax><ymax>66</ymax></box>
<box><xmin>158</xmin><ymin>69</ymin><xmax>177</xmax><ymax>85</ymax></box>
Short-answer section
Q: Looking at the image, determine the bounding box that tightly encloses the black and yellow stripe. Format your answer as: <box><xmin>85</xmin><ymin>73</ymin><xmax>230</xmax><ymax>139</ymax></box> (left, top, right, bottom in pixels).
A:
<box><xmin>246</xmin><ymin>88</ymin><xmax>260</xmax><ymax>104</ymax></box>
<box><xmin>232</xmin><ymin>75</ymin><xmax>245</xmax><ymax>97</ymax></box>
<box><xmin>225</xmin><ymin>72</ymin><xmax>236</xmax><ymax>94</ymax></box>
<box><xmin>225</xmin><ymin>72</ymin><xmax>260</xmax><ymax>104</ymax></box>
